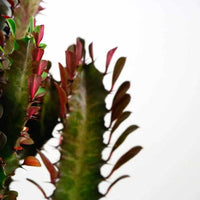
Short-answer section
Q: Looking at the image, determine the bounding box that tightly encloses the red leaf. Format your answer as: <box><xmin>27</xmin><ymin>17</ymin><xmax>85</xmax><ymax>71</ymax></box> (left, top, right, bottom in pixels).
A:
<box><xmin>23</xmin><ymin>156</ymin><xmax>41</xmax><ymax>167</ymax></box>
<box><xmin>106</xmin><ymin>125</ymin><xmax>139</xmax><ymax>161</ymax></box>
<box><xmin>104</xmin><ymin>175</ymin><xmax>130</xmax><ymax>196</ymax></box>
<box><xmin>110</xmin><ymin>94</ymin><xmax>130</xmax><ymax>126</ymax></box>
<box><xmin>108</xmin><ymin>111</ymin><xmax>131</xmax><ymax>144</ymax></box>
<box><xmin>111</xmin><ymin>81</ymin><xmax>130</xmax><ymax>110</ymax></box>
<box><xmin>59</xmin><ymin>62</ymin><xmax>68</xmax><ymax>91</ymax></box>
<box><xmin>54</xmin><ymin>82</ymin><xmax>67</xmax><ymax>118</ymax></box>
<box><xmin>7</xmin><ymin>0</ymin><xmax>15</xmax><ymax>7</ymax></box>
<box><xmin>76</xmin><ymin>38</ymin><xmax>83</xmax><ymax>66</ymax></box>
<box><xmin>1</xmin><ymin>15</ymin><xmax>11</xmax><ymax>19</ymax></box>
<box><xmin>0</xmin><ymin>31</ymin><xmax>4</xmax><ymax>46</ymax></box>
<box><xmin>27</xmin><ymin>106</ymin><xmax>40</xmax><ymax>119</ymax></box>
<box><xmin>32</xmin><ymin>60</ymin><xmax>47</xmax><ymax>76</ymax></box>
<box><xmin>110</xmin><ymin>57</ymin><xmax>126</xmax><ymax>92</ymax></box>
<box><xmin>104</xmin><ymin>47</ymin><xmax>117</xmax><ymax>75</ymax></box>
<box><xmin>105</xmin><ymin>146</ymin><xmax>142</xmax><ymax>179</ymax></box>
<box><xmin>32</xmin><ymin>48</ymin><xmax>44</xmax><ymax>62</ymax></box>
<box><xmin>89</xmin><ymin>42</ymin><xmax>94</xmax><ymax>62</ymax></box>
<box><xmin>65</xmin><ymin>50</ymin><xmax>76</xmax><ymax>80</ymax></box>
<box><xmin>28</xmin><ymin>74</ymin><xmax>42</xmax><ymax>100</ymax></box>
<box><xmin>38</xmin><ymin>151</ymin><xmax>58</xmax><ymax>184</ymax></box>
<box><xmin>33</xmin><ymin>25</ymin><xmax>44</xmax><ymax>47</ymax></box>
<box><xmin>27</xmin><ymin>178</ymin><xmax>48</xmax><ymax>199</ymax></box>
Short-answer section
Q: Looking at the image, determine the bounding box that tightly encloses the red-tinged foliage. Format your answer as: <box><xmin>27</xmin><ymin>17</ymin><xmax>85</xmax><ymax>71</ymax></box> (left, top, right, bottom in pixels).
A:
<box><xmin>59</xmin><ymin>62</ymin><xmax>68</xmax><ymax>91</ymax></box>
<box><xmin>0</xmin><ymin>31</ymin><xmax>4</xmax><ymax>46</ymax></box>
<box><xmin>108</xmin><ymin>111</ymin><xmax>131</xmax><ymax>144</ymax></box>
<box><xmin>28</xmin><ymin>74</ymin><xmax>42</xmax><ymax>100</ymax></box>
<box><xmin>32</xmin><ymin>60</ymin><xmax>47</xmax><ymax>76</ymax></box>
<box><xmin>1</xmin><ymin>15</ymin><xmax>11</xmax><ymax>19</ymax></box>
<box><xmin>7</xmin><ymin>0</ymin><xmax>15</xmax><ymax>8</ymax></box>
<box><xmin>104</xmin><ymin>47</ymin><xmax>117</xmax><ymax>75</ymax></box>
<box><xmin>32</xmin><ymin>48</ymin><xmax>44</xmax><ymax>62</ymax></box>
<box><xmin>76</xmin><ymin>39</ymin><xmax>83</xmax><ymax>66</ymax></box>
<box><xmin>27</xmin><ymin>106</ymin><xmax>40</xmax><ymax>119</ymax></box>
<box><xmin>38</xmin><ymin>151</ymin><xmax>58</xmax><ymax>184</ymax></box>
<box><xmin>110</xmin><ymin>57</ymin><xmax>126</xmax><ymax>92</ymax></box>
<box><xmin>105</xmin><ymin>146</ymin><xmax>142</xmax><ymax>179</ymax></box>
<box><xmin>104</xmin><ymin>175</ymin><xmax>130</xmax><ymax>196</ymax></box>
<box><xmin>106</xmin><ymin>125</ymin><xmax>139</xmax><ymax>161</ymax></box>
<box><xmin>23</xmin><ymin>156</ymin><xmax>41</xmax><ymax>167</ymax></box>
<box><xmin>65</xmin><ymin>50</ymin><xmax>76</xmax><ymax>81</ymax></box>
<box><xmin>54</xmin><ymin>82</ymin><xmax>67</xmax><ymax>118</ymax></box>
<box><xmin>33</xmin><ymin>25</ymin><xmax>44</xmax><ymax>48</ymax></box>
<box><xmin>13</xmin><ymin>145</ymin><xmax>23</xmax><ymax>151</ymax></box>
<box><xmin>110</xmin><ymin>94</ymin><xmax>130</xmax><ymax>126</ymax></box>
<box><xmin>27</xmin><ymin>178</ymin><xmax>48</xmax><ymax>199</ymax></box>
<box><xmin>89</xmin><ymin>42</ymin><xmax>94</xmax><ymax>62</ymax></box>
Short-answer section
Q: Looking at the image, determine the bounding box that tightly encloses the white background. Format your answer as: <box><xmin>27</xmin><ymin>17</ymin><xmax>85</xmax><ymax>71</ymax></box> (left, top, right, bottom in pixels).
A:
<box><xmin>11</xmin><ymin>0</ymin><xmax>200</xmax><ymax>199</ymax></box>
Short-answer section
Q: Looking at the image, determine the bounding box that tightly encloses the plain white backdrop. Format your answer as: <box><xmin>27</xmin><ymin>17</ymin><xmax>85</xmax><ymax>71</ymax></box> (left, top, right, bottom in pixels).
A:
<box><xmin>11</xmin><ymin>0</ymin><xmax>200</xmax><ymax>199</ymax></box>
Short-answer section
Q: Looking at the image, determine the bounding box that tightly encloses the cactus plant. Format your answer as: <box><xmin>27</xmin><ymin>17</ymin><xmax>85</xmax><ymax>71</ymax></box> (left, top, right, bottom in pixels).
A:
<box><xmin>0</xmin><ymin>1</ymin><xmax>142</xmax><ymax>199</ymax></box>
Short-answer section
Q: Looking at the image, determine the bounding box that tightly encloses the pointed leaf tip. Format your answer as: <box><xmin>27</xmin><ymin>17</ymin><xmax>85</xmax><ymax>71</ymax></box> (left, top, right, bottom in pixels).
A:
<box><xmin>38</xmin><ymin>151</ymin><xmax>58</xmax><ymax>184</ymax></box>
<box><xmin>105</xmin><ymin>146</ymin><xmax>142</xmax><ymax>179</ymax></box>
<box><xmin>104</xmin><ymin>47</ymin><xmax>117</xmax><ymax>75</ymax></box>
<box><xmin>54</xmin><ymin>82</ymin><xmax>68</xmax><ymax>118</ymax></box>
<box><xmin>110</xmin><ymin>57</ymin><xmax>126</xmax><ymax>92</ymax></box>
<box><xmin>89</xmin><ymin>42</ymin><xmax>94</xmax><ymax>62</ymax></box>
<box><xmin>104</xmin><ymin>175</ymin><xmax>130</xmax><ymax>196</ymax></box>
<box><xmin>107</xmin><ymin>125</ymin><xmax>139</xmax><ymax>161</ymax></box>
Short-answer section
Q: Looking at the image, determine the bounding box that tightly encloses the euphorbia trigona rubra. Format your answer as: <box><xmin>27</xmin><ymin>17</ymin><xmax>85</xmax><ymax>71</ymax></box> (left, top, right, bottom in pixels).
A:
<box><xmin>0</xmin><ymin>0</ymin><xmax>141</xmax><ymax>199</ymax></box>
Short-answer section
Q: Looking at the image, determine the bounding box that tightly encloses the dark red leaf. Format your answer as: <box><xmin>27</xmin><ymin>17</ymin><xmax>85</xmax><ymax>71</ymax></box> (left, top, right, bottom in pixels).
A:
<box><xmin>59</xmin><ymin>62</ymin><xmax>68</xmax><ymax>91</ymax></box>
<box><xmin>54</xmin><ymin>82</ymin><xmax>68</xmax><ymax>118</ymax></box>
<box><xmin>104</xmin><ymin>47</ymin><xmax>117</xmax><ymax>75</ymax></box>
<box><xmin>0</xmin><ymin>31</ymin><xmax>4</xmax><ymax>46</ymax></box>
<box><xmin>104</xmin><ymin>175</ymin><xmax>130</xmax><ymax>196</ymax></box>
<box><xmin>110</xmin><ymin>57</ymin><xmax>126</xmax><ymax>92</ymax></box>
<box><xmin>1</xmin><ymin>15</ymin><xmax>11</xmax><ymax>19</ymax></box>
<box><xmin>110</xmin><ymin>94</ymin><xmax>130</xmax><ymax>125</ymax></box>
<box><xmin>27</xmin><ymin>178</ymin><xmax>48</xmax><ymax>199</ymax></box>
<box><xmin>7</xmin><ymin>0</ymin><xmax>15</xmax><ymax>7</ymax></box>
<box><xmin>65</xmin><ymin>50</ymin><xmax>76</xmax><ymax>80</ymax></box>
<box><xmin>23</xmin><ymin>156</ymin><xmax>41</xmax><ymax>167</ymax></box>
<box><xmin>32</xmin><ymin>60</ymin><xmax>47</xmax><ymax>76</ymax></box>
<box><xmin>38</xmin><ymin>151</ymin><xmax>58</xmax><ymax>184</ymax></box>
<box><xmin>28</xmin><ymin>74</ymin><xmax>42</xmax><ymax>100</ymax></box>
<box><xmin>89</xmin><ymin>42</ymin><xmax>94</xmax><ymax>62</ymax></box>
<box><xmin>27</xmin><ymin>106</ymin><xmax>40</xmax><ymax>119</ymax></box>
<box><xmin>76</xmin><ymin>38</ymin><xmax>83</xmax><ymax>66</ymax></box>
<box><xmin>111</xmin><ymin>81</ymin><xmax>130</xmax><ymax>110</ymax></box>
<box><xmin>33</xmin><ymin>25</ymin><xmax>44</xmax><ymax>47</ymax></box>
<box><xmin>105</xmin><ymin>146</ymin><xmax>142</xmax><ymax>179</ymax></box>
<box><xmin>107</xmin><ymin>125</ymin><xmax>139</xmax><ymax>161</ymax></box>
<box><xmin>32</xmin><ymin>48</ymin><xmax>44</xmax><ymax>62</ymax></box>
<box><xmin>108</xmin><ymin>111</ymin><xmax>131</xmax><ymax>144</ymax></box>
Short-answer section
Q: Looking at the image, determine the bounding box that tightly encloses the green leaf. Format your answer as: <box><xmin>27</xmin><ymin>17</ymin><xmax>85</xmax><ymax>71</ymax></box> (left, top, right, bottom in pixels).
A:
<box><xmin>6</xmin><ymin>19</ymin><xmax>16</xmax><ymax>37</ymax></box>
<box><xmin>39</xmin><ymin>43</ymin><xmax>47</xmax><ymax>49</ymax></box>
<box><xmin>41</xmin><ymin>71</ymin><xmax>48</xmax><ymax>79</ymax></box>
<box><xmin>34</xmin><ymin>86</ymin><xmax>46</xmax><ymax>98</ymax></box>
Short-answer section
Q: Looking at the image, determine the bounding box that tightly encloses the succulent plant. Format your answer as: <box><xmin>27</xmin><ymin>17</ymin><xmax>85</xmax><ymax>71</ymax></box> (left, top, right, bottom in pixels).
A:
<box><xmin>0</xmin><ymin>1</ymin><xmax>142</xmax><ymax>199</ymax></box>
